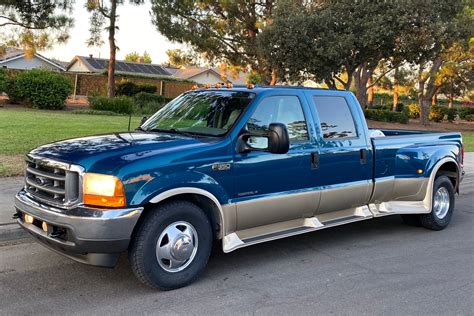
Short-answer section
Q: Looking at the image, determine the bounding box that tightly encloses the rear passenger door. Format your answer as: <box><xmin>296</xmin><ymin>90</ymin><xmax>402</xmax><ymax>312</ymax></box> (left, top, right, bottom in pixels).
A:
<box><xmin>305</xmin><ymin>93</ymin><xmax>373</xmax><ymax>214</ymax></box>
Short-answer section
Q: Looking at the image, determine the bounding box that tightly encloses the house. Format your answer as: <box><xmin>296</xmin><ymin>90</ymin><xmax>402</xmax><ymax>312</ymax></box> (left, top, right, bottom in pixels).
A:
<box><xmin>67</xmin><ymin>55</ymin><xmax>252</xmax><ymax>85</ymax></box>
<box><xmin>67</xmin><ymin>55</ymin><xmax>171</xmax><ymax>77</ymax></box>
<box><xmin>0</xmin><ymin>47</ymin><xmax>66</xmax><ymax>71</ymax></box>
<box><xmin>171</xmin><ymin>67</ymin><xmax>225</xmax><ymax>85</ymax></box>
<box><xmin>170</xmin><ymin>66</ymin><xmax>250</xmax><ymax>85</ymax></box>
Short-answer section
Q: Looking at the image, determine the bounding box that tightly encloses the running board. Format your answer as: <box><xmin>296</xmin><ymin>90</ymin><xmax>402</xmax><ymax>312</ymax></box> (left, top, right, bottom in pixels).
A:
<box><xmin>223</xmin><ymin>206</ymin><xmax>373</xmax><ymax>252</ymax></box>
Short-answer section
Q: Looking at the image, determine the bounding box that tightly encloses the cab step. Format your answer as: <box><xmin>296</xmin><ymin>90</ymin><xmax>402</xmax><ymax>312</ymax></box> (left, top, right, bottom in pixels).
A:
<box><xmin>223</xmin><ymin>206</ymin><xmax>373</xmax><ymax>252</ymax></box>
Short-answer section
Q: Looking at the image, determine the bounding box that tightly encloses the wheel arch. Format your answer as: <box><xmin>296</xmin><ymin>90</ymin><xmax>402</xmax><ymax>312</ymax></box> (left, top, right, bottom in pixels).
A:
<box><xmin>139</xmin><ymin>188</ymin><xmax>225</xmax><ymax>240</ymax></box>
<box><xmin>435</xmin><ymin>160</ymin><xmax>460</xmax><ymax>192</ymax></box>
<box><xmin>423</xmin><ymin>157</ymin><xmax>460</xmax><ymax>212</ymax></box>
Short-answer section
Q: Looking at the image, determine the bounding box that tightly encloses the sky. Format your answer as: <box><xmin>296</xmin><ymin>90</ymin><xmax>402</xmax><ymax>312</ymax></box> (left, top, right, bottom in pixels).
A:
<box><xmin>42</xmin><ymin>2</ymin><xmax>183</xmax><ymax>64</ymax></box>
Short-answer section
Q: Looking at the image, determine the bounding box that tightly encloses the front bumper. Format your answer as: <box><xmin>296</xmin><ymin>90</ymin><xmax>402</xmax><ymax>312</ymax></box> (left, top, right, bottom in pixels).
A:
<box><xmin>14</xmin><ymin>189</ymin><xmax>143</xmax><ymax>267</ymax></box>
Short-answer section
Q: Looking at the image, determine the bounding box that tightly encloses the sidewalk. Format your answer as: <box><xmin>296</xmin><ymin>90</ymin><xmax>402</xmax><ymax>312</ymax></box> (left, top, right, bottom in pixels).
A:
<box><xmin>0</xmin><ymin>177</ymin><xmax>27</xmax><ymax>241</ymax></box>
<box><xmin>0</xmin><ymin>153</ymin><xmax>473</xmax><ymax>242</ymax></box>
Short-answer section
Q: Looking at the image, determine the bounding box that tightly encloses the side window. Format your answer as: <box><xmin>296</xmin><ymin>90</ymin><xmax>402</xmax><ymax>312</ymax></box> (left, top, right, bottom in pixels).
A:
<box><xmin>312</xmin><ymin>96</ymin><xmax>357</xmax><ymax>139</ymax></box>
<box><xmin>247</xmin><ymin>96</ymin><xmax>309</xmax><ymax>143</ymax></box>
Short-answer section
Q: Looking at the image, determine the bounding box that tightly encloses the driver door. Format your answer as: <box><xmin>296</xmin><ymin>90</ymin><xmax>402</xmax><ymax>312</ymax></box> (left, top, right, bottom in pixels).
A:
<box><xmin>233</xmin><ymin>95</ymin><xmax>319</xmax><ymax>230</ymax></box>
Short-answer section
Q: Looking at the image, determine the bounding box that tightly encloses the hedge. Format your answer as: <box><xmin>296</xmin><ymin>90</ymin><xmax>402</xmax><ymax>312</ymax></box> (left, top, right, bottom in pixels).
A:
<box><xmin>115</xmin><ymin>79</ymin><xmax>157</xmax><ymax>96</ymax></box>
<box><xmin>89</xmin><ymin>96</ymin><xmax>134</xmax><ymax>114</ymax></box>
<box><xmin>133</xmin><ymin>92</ymin><xmax>170</xmax><ymax>114</ymax></box>
<box><xmin>364</xmin><ymin>109</ymin><xmax>409</xmax><ymax>124</ymax></box>
<box><xmin>466</xmin><ymin>114</ymin><xmax>474</xmax><ymax>122</ymax></box>
<box><xmin>4</xmin><ymin>69</ymin><xmax>71</xmax><ymax>109</ymax></box>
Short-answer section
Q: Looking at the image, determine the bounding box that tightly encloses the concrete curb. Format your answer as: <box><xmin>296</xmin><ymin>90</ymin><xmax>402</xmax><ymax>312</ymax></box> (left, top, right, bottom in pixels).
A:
<box><xmin>0</xmin><ymin>223</ymin><xmax>29</xmax><ymax>242</ymax></box>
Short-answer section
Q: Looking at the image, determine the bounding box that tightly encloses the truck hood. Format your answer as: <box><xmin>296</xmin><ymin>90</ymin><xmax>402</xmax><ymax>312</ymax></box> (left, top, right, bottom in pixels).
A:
<box><xmin>29</xmin><ymin>132</ymin><xmax>216</xmax><ymax>172</ymax></box>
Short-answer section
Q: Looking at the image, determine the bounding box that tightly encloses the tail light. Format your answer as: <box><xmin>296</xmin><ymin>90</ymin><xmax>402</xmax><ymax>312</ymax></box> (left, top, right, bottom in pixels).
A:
<box><xmin>461</xmin><ymin>144</ymin><xmax>464</xmax><ymax>165</ymax></box>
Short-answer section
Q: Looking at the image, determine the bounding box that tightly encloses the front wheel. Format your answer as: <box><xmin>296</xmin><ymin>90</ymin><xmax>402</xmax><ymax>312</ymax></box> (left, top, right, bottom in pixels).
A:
<box><xmin>129</xmin><ymin>201</ymin><xmax>213</xmax><ymax>290</ymax></box>
<box><xmin>420</xmin><ymin>176</ymin><xmax>456</xmax><ymax>231</ymax></box>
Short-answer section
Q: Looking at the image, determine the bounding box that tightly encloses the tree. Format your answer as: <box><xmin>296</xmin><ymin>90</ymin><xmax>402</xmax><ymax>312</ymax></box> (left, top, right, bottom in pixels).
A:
<box><xmin>86</xmin><ymin>0</ymin><xmax>144</xmax><ymax>97</ymax></box>
<box><xmin>0</xmin><ymin>0</ymin><xmax>73</xmax><ymax>56</ymax></box>
<box><xmin>398</xmin><ymin>0</ymin><xmax>471</xmax><ymax>125</ymax></box>
<box><xmin>165</xmin><ymin>48</ymin><xmax>199</xmax><ymax>67</ymax></box>
<box><xmin>124</xmin><ymin>51</ymin><xmax>152</xmax><ymax>63</ymax></box>
<box><xmin>259</xmin><ymin>0</ymin><xmax>405</xmax><ymax>105</ymax></box>
<box><xmin>150</xmin><ymin>0</ymin><xmax>276</xmax><ymax>84</ymax></box>
<box><xmin>435</xmin><ymin>41</ymin><xmax>473</xmax><ymax>108</ymax></box>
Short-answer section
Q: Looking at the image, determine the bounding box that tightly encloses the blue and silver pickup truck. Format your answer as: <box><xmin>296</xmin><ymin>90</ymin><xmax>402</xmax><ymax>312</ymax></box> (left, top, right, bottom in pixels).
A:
<box><xmin>14</xmin><ymin>86</ymin><xmax>464</xmax><ymax>290</ymax></box>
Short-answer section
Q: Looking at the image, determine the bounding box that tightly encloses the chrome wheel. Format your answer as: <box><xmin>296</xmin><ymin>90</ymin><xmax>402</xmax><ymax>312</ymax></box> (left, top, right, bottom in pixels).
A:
<box><xmin>433</xmin><ymin>187</ymin><xmax>450</xmax><ymax>219</ymax></box>
<box><xmin>156</xmin><ymin>221</ymin><xmax>198</xmax><ymax>273</ymax></box>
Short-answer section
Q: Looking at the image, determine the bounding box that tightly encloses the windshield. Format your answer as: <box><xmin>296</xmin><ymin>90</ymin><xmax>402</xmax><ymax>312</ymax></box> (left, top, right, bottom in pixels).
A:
<box><xmin>141</xmin><ymin>90</ymin><xmax>255</xmax><ymax>136</ymax></box>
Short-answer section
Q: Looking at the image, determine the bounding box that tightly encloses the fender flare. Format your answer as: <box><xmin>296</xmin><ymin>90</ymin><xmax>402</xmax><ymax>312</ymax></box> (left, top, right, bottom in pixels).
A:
<box><xmin>148</xmin><ymin>187</ymin><xmax>225</xmax><ymax>237</ymax></box>
<box><xmin>422</xmin><ymin>157</ymin><xmax>460</xmax><ymax>213</ymax></box>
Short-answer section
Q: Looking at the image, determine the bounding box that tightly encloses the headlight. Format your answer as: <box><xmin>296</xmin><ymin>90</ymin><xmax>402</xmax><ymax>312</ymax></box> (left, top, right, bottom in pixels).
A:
<box><xmin>83</xmin><ymin>173</ymin><xmax>126</xmax><ymax>208</ymax></box>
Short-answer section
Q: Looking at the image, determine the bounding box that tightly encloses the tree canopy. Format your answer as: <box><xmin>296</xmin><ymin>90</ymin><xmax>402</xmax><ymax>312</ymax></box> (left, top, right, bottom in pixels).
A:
<box><xmin>0</xmin><ymin>0</ymin><xmax>74</xmax><ymax>55</ymax></box>
<box><xmin>124</xmin><ymin>51</ymin><xmax>152</xmax><ymax>63</ymax></box>
<box><xmin>151</xmin><ymin>0</ymin><xmax>277</xmax><ymax>83</ymax></box>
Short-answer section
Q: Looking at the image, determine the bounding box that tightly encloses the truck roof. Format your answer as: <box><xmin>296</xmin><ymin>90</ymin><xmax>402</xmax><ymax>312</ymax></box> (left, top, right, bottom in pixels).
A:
<box><xmin>195</xmin><ymin>85</ymin><xmax>349</xmax><ymax>94</ymax></box>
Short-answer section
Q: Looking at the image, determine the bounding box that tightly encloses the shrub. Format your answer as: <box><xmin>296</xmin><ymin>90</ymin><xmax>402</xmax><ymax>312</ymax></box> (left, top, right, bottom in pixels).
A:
<box><xmin>71</xmin><ymin>109</ymin><xmax>124</xmax><ymax>116</ymax></box>
<box><xmin>133</xmin><ymin>92</ymin><xmax>168</xmax><ymax>114</ymax></box>
<box><xmin>395</xmin><ymin>103</ymin><xmax>405</xmax><ymax>112</ymax></box>
<box><xmin>0</xmin><ymin>68</ymin><xmax>6</xmax><ymax>93</ymax></box>
<box><xmin>445</xmin><ymin>108</ymin><xmax>457</xmax><ymax>122</ymax></box>
<box><xmin>465</xmin><ymin>114</ymin><xmax>474</xmax><ymax>122</ymax></box>
<box><xmin>5</xmin><ymin>69</ymin><xmax>71</xmax><ymax>109</ymax></box>
<box><xmin>407</xmin><ymin>103</ymin><xmax>420</xmax><ymax>119</ymax></box>
<box><xmin>89</xmin><ymin>96</ymin><xmax>134</xmax><ymax>114</ymax></box>
<box><xmin>429</xmin><ymin>105</ymin><xmax>446</xmax><ymax>122</ymax></box>
<box><xmin>371</xmin><ymin>105</ymin><xmax>390</xmax><ymax>111</ymax></box>
<box><xmin>364</xmin><ymin>109</ymin><xmax>409</xmax><ymax>124</ymax></box>
<box><xmin>115</xmin><ymin>79</ymin><xmax>157</xmax><ymax>96</ymax></box>
<box><xmin>134</xmin><ymin>92</ymin><xmax>166</xmax><ymax>107</ymax></box>
<box><xmin>458</xmin><ymin>107</ymin><xmax>474</xmax><ymax>119</ymax></box>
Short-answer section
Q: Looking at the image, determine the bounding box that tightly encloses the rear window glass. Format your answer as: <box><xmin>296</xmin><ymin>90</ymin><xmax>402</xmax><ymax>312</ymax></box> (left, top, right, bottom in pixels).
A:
<box><xmin>312</xmin><ymin>96</ymin><xmax>357</xmax><ymax>139</ymax></box>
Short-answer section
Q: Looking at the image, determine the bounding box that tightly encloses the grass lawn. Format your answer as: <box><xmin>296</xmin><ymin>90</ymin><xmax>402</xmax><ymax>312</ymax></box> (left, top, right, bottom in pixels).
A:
<box><xmin>0</xmin><ymin>108</ymin><xmax>141</xmax><ymax>176</ymax></box>
<box><xmin>0</xmin><ymin>108</ymin><xmax>473</xmax><ymax>177</ymax></box>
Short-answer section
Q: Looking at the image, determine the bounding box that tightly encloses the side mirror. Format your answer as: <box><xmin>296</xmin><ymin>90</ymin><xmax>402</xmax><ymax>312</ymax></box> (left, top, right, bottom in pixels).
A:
<box><xmin>237</xmin><ymin>123</ymin><xmax>290</xmax><ymax>154</ymax></box>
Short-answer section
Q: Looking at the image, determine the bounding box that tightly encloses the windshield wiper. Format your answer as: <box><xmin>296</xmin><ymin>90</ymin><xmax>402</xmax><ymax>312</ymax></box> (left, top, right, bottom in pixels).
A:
<box><xmin>135</xmin><ymin>126</ymin><xmax>147</xmax><ymax>132</ymax></box>
<box><xmin>147</xmin><ymin>128</ymin><xmax>204</xmax><ymax>137</ymax></box>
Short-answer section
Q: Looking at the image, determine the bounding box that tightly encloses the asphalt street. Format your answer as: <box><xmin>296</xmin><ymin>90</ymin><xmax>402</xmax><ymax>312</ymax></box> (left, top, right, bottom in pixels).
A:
<box><xmin>0</xmin><ymin>192</ymin><xmax>472</xmax><ymax>315</ymax></box>
<box><xmin>0</xmin><ymin>155</ymin><xmax>473</xmax><ymax>315</ymax></box>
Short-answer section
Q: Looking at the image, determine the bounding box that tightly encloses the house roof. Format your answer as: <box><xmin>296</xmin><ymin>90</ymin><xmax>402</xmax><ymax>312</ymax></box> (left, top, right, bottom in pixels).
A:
<box><xmin>67</xmin><ymin>56</ymin><xmax>172</xmax><ymax>77</ymax></box>
<box><xmin>0</xmin><ymin>47</ymin><xmax>66</xmax><ymax>71</ymax></box>
<box><xmin>173</xmin><ymin>67</ymin><xmax>224</xmax><ymax>81</ymax></box>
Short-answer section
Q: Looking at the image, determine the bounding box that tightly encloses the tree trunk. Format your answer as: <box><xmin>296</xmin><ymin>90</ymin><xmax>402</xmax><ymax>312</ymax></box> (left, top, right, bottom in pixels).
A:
<box><xmin>417</xmin><ymin>56</ymin><xmax>443</xmax><ymax>126</ymax></box>
<box><xmin>353</xmin><ymin>64</ymin><xmax>371</xmax><ymax>108</ymax></box>
<box><xmin>269</xmin><ymin>69</ymin><xmax>277</xmax><ymax>86</ymax></box>
<box><xmin>107</xmin><ymin>0</ymin><xmax>117</xmax><ymax>98</ymax></box>
<box><xmin>392</xmin><ymin>67</ymin><xmax>399</xmax><ymax>111</ymax></box>
<box><xmin>419</xmin><ymin>98</ymin><xmax>431</xmax><ymax>126</ymax></box>
<box><xmin>448</xmin><ymin>81</ymin><xmax>453</xmax><ymax>108</ymax></box>
<box><xmin>431</xmin><ymin>94</ymin><xmax>437</xmax><ymax>105</ymax></box>
<box><xmin>367</xmin><ymin>77</ymin><xmax>374</xmax><ymax>107</ymax></box>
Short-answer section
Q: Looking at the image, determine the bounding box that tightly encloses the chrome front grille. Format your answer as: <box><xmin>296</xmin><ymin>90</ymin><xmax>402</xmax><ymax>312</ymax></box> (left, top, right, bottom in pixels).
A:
<box><xmin>25</xmin><ymin>156</ymin><xmax>81</xmax><ymax>208</ymax></box>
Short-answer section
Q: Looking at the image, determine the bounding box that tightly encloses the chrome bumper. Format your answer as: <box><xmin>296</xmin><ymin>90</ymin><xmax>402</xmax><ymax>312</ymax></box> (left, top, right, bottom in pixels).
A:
<box><xmin>14</xmin><ymin>189</ymin><xmax>143</xmax><ymax>267</ymax></box>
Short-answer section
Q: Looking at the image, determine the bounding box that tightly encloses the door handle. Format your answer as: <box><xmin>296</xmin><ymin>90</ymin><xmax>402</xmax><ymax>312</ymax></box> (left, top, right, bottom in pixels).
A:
<box><xmin>311</xmin><ymin>152</ymin><xmax>319</xmax><ymax>170</ymax></box>
<box><xmin>360</xmin><ymin>149</ymin><xmax>368</xmax><ymax>165</ymax></box>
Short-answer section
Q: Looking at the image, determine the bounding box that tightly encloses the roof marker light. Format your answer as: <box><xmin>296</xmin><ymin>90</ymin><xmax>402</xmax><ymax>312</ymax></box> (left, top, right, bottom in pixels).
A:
<box><xmin>247</xmin><ymin>83</ymin><xmax>255</xmax><ymax>89</ymax></box>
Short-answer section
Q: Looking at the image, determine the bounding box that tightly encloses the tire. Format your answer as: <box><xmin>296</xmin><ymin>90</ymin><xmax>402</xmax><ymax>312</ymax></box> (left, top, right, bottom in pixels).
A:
<box><xmin>420</xmin><ymin>176</ymin><xmax>455</xmax><ymax>231</ymax></box>
<box><xmin>400</xmin><ymin>214</ymin><xmax>421</xmax><ymax>227</ymax></box>
<box><xmin>129</xmin><ymin>200</ymin><xmax>213</xmax><ymax>290</ymax></box>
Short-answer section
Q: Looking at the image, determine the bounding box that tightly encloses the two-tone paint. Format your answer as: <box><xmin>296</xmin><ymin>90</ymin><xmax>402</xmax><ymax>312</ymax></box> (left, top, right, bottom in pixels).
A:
<box><xmin>19</xmin><ymin>87</ymin><xmax>464</xmax><ymax>264</ymax></box>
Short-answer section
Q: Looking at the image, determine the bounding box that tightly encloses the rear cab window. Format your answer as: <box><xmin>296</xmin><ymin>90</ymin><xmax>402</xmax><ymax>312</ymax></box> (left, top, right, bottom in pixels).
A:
<box><xmin>311</xmin><ymin>96</ymin><xmax>358</xmax><ymax>139</ymax></box>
